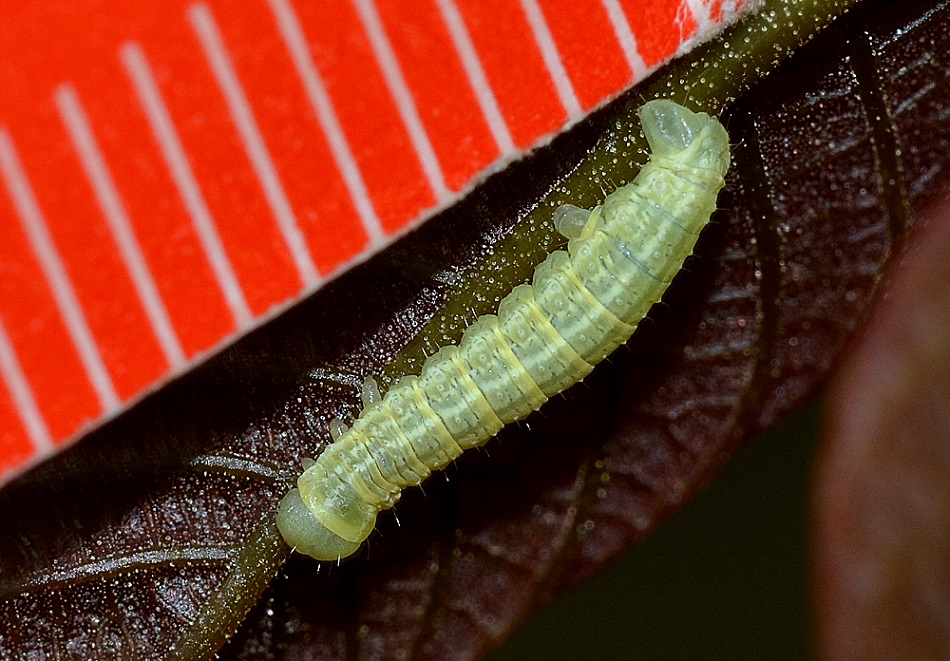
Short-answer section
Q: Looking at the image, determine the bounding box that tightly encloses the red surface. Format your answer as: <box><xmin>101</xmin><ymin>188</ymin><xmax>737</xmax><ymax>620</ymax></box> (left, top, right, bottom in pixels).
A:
<box><xmin>91</xmin><ymin>66</ymin><xmax>238</xmax><ymax>359</ymax></box>
<box><xmin>291</xmin><ymin>0</ymin><xmax>437</xmax><ymax>235</ymax></box>
<box><xmin>620</xmin><ymin>0</ymin><xmax>698</xmax><ymax>68</ymax></box>
<box><xmin>0</xmin><ymin>191</ymin><xmax>101</xmax><ymax>441</ymax></box>
<box><xmin>540</xmin><ymin>0</ymin><xmax>634</xmax><ymax>110</ymax></box>
<box><xmin>375</xmin><ymin>0</ymin><xmax>500</xmax><ymax>191</ymax></box>
<box><xmin>0</xmin><ymin>390</ymin><xmax>33</xmax><ymax>481</ymax></box>
<box><xmin>144</xmin><ymin>9</ymin><xmax>306</xmax><ymax>316</ymax></box>
<box><xmin>455</xmin><ymin>0</ymin><xmax>568</xmax><ymax>148</ymax></box>
<box><xmin>213</xmin><ymin>0</ymin><xmax>378</xmax><ymax>266</ymax></box>
<box><xmin>10</xmin><ymin>103</ymin><xmax>169</xmax><ymax>401</ymax></box>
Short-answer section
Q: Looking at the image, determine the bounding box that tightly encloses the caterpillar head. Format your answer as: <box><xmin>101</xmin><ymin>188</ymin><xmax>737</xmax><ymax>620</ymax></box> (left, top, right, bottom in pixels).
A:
<box><xmin>276</xmin><ymin>488</ymin><xmax>364</xmax><ymax>561</ymax></box>
<box><xmin>638</xmin><ymin>99</ymin><xmax>730</xmax><ymax>176</ymax></box>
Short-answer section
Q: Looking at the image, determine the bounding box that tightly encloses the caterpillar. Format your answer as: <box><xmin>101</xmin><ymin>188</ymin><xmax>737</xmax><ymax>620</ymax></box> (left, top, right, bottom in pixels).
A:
<box><xmin>276</xmin><ymin>99</ymin><xmax>731</xmax><ymax>561</ymax></box>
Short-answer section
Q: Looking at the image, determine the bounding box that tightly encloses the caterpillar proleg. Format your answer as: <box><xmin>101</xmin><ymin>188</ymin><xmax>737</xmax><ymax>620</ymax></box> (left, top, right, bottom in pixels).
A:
<box><xmin>276</xmin><ymin>99</ymin><xmax>731</xmax><ymax>561</ymax></box>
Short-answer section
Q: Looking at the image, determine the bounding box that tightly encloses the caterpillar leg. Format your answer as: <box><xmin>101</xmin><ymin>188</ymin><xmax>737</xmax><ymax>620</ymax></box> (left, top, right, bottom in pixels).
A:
<box><xmin>328</xmin><ymin>418</ymin><xmax>348</xmax><ymax>440</ymax></box>
<box><xmin>553</xmin><ymin>204</ymin><xmax>592</xmax><ymax>240</ymax></box>
<box><xmin>360</xmin><ymin>376</ymin><xmax>382</xmax><ymax>410</ymax></box>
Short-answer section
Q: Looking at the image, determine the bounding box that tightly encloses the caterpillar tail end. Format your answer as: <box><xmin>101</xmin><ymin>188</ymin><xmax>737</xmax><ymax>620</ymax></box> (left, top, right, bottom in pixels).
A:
<box><xmin>638</xmin><ymin>99</ymin><xmax>730</xmax><ymax>176</ymax></box>
<box><xmin>276</xmin><ymin>488</ymin><xmax>362</xmax><ymax>561</ymax></box>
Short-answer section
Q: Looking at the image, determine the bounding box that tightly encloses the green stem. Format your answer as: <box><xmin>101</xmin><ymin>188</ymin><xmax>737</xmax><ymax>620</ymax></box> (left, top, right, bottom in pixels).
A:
<box><xmin>168</xmin><ymin>518</ymin><xmax>290</xmax><ymax>660</ymax></box>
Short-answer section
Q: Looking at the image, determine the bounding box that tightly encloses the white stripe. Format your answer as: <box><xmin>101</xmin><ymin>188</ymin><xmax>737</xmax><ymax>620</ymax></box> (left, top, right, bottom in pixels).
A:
<box><xmin>120</xmin><ymin>42</ymin><xmax>254</xmax><ymax>328</ymax></box>
<box><xmin>517</xmin><ymin>0</ymin><xmax>582</xmax><ymax>119</ymax></box>
<box><xmin>600</xmin><ymin>0</ymin><xmax>649</xmax><ymax>81</ymax></box>
<box><xmin>188</xmin><ymin>2</ymin><xmax>321</xmax><ymax>286</ymax></box>
<box><xmin>264</xmin><ymin>0</ymin><xmax>386</xmax><ymax>247</ymax></box>
<box><xmin>0</xmin><ymin>128</ymin><xmax>120</xmax><ymax>411</ymax></box>
<box><xmin>54</xmin><ymin>85</ymin><xmax>187</xmax><ymax>370</ymax></box>
<box><xmin>350</xmin><ymin>0</ymin><xmax>450</xmax><ymax>201</ymax></box>
<box><xmin>682</xmin><ymin>0</ymin><xmax>714</xmax><ymax>35</ymax></box>
<box><xmin>0</xmin><ymin>313</ymin><xmax>53</xmax><ymax>456</ymax></box>
<box><xmin>434</xmin><ymin>0</ymin><xmax>515</xmax><ymax>154</ymax></box>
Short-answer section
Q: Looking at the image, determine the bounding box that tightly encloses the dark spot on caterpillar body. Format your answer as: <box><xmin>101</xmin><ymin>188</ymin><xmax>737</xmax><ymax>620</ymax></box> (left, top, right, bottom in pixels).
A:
<box><xmin>276</xmin><ymin>99</ymin><xmax>731</xmax><ymax>561</ymax></box>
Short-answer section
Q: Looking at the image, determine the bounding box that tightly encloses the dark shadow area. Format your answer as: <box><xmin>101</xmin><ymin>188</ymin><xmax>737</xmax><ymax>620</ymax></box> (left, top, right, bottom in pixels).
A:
<box><xmin>486</xmin><ymin>398</ymin><xmax>820</xmax><ymax>661</ymax></box>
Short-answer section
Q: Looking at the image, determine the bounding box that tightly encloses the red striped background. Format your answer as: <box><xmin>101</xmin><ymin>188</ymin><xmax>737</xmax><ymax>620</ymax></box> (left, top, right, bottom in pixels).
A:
<box><xmin>0</xmin><ymin>0</ymin><xmax>749</xmax><ymax>484</ymax></box>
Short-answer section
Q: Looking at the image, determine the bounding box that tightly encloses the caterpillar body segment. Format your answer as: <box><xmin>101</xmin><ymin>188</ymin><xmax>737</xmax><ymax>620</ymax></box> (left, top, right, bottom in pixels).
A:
<box><xmin>276</xmin><ymin>99</ymin><xmax>731</xmax><ymax>561</ymax></box>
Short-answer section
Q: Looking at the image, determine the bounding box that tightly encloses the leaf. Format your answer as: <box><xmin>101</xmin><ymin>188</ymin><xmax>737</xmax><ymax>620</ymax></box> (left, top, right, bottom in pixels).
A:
<box><xmin>2</xmin><ymin>0</ymin><xmax>949</xmax><ymax>659</ymax></box>
<box><xmin>814</xmin><ymin>192</ymin><xmax>950</xmax><ymax>660</ymax></box>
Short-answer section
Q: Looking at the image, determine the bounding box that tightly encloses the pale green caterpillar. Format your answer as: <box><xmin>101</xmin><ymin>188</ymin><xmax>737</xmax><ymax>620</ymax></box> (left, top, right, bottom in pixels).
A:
<box><xmin>277</xmin><ymin>99</ymin><xmax>731</xmax><ymax>561</ymax></box>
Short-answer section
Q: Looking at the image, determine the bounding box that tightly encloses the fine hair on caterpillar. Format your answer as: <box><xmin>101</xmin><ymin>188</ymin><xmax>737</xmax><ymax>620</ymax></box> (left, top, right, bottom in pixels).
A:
<box><xmin>276</xmin><ymin>99</ymin><xmax>732</xmax><ymax>561</ymax></box>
